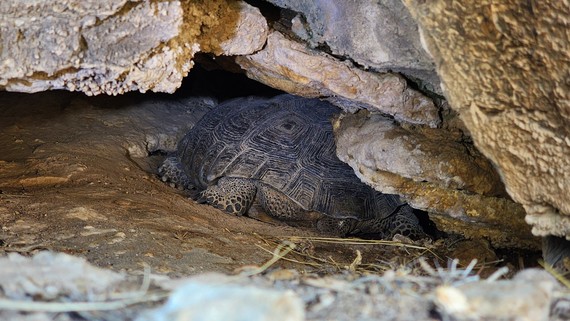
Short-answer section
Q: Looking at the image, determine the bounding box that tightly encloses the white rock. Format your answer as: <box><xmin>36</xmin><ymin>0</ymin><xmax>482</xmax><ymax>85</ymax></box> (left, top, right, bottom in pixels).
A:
<box><xmin>138</xmin><ymin>274</ymin><xmax>305</xmax><ymax>321</ymax></box>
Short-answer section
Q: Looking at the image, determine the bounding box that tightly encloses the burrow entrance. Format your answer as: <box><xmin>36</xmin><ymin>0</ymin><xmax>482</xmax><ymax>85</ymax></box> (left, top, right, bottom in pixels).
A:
<box><xmin>0</xmin><ymin>64</ymin><xmax>540</xmax><ymax>278</ymax></box>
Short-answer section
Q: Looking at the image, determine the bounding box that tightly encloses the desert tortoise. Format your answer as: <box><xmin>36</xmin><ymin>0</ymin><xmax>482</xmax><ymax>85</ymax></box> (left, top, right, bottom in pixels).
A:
<box><xmin>159</xmin><ymin>94</ymin><xmax>424</xmax><ymax>238</ymax></box>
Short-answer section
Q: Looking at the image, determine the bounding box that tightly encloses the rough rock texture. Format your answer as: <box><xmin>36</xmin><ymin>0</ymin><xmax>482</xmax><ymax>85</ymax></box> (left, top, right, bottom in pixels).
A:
<box><xmin>236</xmin><ymin>31</ymin><xmax>440</xmax><ymax>128</ymax></box>
<box><xmin>0</xmin><ymin>0</ymin><xmax>267</xmax><ymax>95</ymax></box>
<box><xmin>265</xmin><ymin>0</ymin><xmax>440</xmax><ymax>95</ymax></box>
<box><xmin>402</xmin><ymin>1</ymin><xmax>570</xmax><ymax>239</ymax></box>
<box><xmin>334</xmin><ymin>111</ymin><xmax>537</xmax><ymax>248</ymax></box>
<box><xmin>335</xmin><ymin>112</ymin><xmax>503</xmax><ymax>197</ymax></box>
<box><xmin>139</xmin><ymin>276</ymin><xmax>305</xmax><ymax>321</ymax></box>
<box><xmin>194</xmin><ymin>0</ymin><xmax>268</xmax><ymax>56</ymax></box>
<box><xmin>0</xmin><ymin>252</ymin><xmax>124</xmax><ymax>301</ymax></box>
<box><xmin>435</xmin><ymin>269</ymin><xmax>557</xmax><ymax>321</ymax></box>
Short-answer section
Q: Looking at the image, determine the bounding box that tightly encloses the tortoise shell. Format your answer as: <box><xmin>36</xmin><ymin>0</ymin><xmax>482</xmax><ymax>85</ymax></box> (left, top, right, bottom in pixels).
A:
<box><xmin>176</xmin><ymin>94</ymin><xmax>403</xmax><ymax>221</ymax></box>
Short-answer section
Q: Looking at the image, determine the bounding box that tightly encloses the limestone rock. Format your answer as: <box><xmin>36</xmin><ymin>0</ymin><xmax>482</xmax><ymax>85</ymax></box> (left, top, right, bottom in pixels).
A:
<box><xmin>435</xmin><ymin>269</ymin><xmax>557</xmax><ymax>321</ymax></box>
<box><xmin>0</xmin><ymin>0</ymin><xmax>267</xmax><ymax>95</ymax></box>
<box><xmin>138</xmin><ymin>274</ymin><xmax>305</xmax><ymax>321</ymax></box>
<box><xmin>0</xmin><ymin>252</ymin><xmax>124</xmax><ymax>301</ymax></box>
<box><xmin>334</xmin><ymin>112</ymin><xmax>504</xmax><ymax>197</ymax></box>
<box><xmin>195</xmin><ymin>1</ymin><xmax>268</xmax><ymax>56</ymax></box>
<box><xmin>0</xmin><ymin>0</ymin><xmax>186</xmax><ymax>95</ymax></box>
<box><xmin>264</xmin><ymin>0</ymin><xmax>441</xmax><ymax>95</ymax></box>
<box><xmin>402</xmin><ymin>1</ymin><xmax>570</xmax><ymax>239</ymax></box>
<box><xmin>334</xmin><ymin>111</ymin><xmax>538</xmax><ymax>248</ymax></box>
<box><xmin>236</xmin><ymin>31</ymin><xmax>441</xmax><ymax>128</ymax></box>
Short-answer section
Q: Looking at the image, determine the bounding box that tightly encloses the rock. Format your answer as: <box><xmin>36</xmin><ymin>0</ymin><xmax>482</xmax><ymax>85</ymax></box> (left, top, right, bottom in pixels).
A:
<box><xmin>264</xmin><ymin>0</ymin><xmax>441</xmax><ymax>95</ymax></box>
<box><xmin>435</xmin><ymin>269</ymin><xmax>557</xmax><ymax>321</ymax></box>
<box><xmin>138</xmin><ymin>274</ymin><xmax>305</xmax><ymax>321</ymax></box>
<box><xmin>0</xmin><ymin>252</ymin><xmax>124</xmax><ymax>301</ymax></box>
<box><xmin>0</xmin><ymin>0</ymin><xmax>186</xmax><ymax>95</ymax></box>
<box><xmin>334</xmin><ymin>110</ymin><xmax>538</xmax><ymax>248</ymax></box>
<box><xmin>236</xmin><ymin>31</ymin><xmax>441</xmax><ymax>127</ymax></box>
<box><xmin>203</xmin><ymin>1</ymin><xmax>268</xmax><ymax>56</ymax></box>
<box><xmin>402</xmin><ymin>1</ymin><xmax>570</xmax><ymax>240</ymax></box>
<box><xmin>334</xmin><ymin>111</ymin><xmax>504</xmax><ymax>197</ymax></box>
<box><xmin>0</xmin><ymin>0</ymin><xmax>267</xmax><ymax>95</ymax></box>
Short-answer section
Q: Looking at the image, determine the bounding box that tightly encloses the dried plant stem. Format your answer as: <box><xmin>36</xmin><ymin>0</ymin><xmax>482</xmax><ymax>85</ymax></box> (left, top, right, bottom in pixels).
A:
<box><xmin>539</xmin><ymin>260</ymin><xmax>570</xmax><ymax>288</ymax></box>
<box><xmin>241</xmin><ymin>241</ymin><xmax>297</xmax><ymax>276</ymax></box>
<box><xmin>0</xmin><ymin>292</ymin><xmax>169</xmax><ymax>312</ymax></box>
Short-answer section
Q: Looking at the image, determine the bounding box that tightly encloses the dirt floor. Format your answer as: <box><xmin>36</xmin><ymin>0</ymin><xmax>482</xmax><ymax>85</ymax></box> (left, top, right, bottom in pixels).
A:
<box><xmin>0</xmin><ymin>89</ymin><xmax>430</xmax><ymax>275</ymax></box>
<box><xmin>0</xmin><ymin>76</ymin><xmax>559</xmax><ymax>320</ymax></box>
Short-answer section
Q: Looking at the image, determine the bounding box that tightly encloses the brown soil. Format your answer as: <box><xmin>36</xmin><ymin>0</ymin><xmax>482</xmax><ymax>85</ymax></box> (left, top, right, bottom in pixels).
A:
<box><xmin>0</xmin><ymin>90</ymin><xmax>537</xmax><ymax>279</ymax></box>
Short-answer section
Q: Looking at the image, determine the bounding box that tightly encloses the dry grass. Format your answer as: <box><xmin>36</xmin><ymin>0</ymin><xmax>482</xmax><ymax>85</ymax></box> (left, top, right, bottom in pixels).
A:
<box><xmin>249</xmin><ymin>233</ymin><xmax>443</xmax><ymax>275</ymax></box>
<box><xmin>246</xmin><ymin>233</ymin><xmax>511</xmax><ymax>282</ymax></box>
<box><xmin>539</xmin><ymin>260</ymin><xmax>570</xmax><ymax>288</ymax></box>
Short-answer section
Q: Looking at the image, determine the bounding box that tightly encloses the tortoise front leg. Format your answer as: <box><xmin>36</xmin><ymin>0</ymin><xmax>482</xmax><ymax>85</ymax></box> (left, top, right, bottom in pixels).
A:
<box><xmin>158</xmin><ymin>156</ymin><xmax>192</xmax><ymax>190</ymax></box>
<box><xmin>198</xmin><ymin>177</ymin><xmax>257</xmax><ymax>216</ymax></box>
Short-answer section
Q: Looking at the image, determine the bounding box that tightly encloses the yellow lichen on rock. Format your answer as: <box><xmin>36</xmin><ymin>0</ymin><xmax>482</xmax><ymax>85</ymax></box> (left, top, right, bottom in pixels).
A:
<box><xmin>334</xmin><ymin>111</ymin><xmax>537</xmax><ymax>248</ymax></box>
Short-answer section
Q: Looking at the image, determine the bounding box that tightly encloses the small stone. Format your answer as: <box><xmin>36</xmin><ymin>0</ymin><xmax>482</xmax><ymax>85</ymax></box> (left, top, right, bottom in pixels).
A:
<box><xmin>267</xmin><ymin>269</ymin><xmax>299</xmax><ymax>281</ymax></box>
<box><xmin>434</xmin><ymin>269</ymin><xmax>555</xmax><ymax>321</ymax></box>
<box><xmin>137</xmin><ymin>277</ymin><xmax>305</xmax><ymax>321</ymax></box>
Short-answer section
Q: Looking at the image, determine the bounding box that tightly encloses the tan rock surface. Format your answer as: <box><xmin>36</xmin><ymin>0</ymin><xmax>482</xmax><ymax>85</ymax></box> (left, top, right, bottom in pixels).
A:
<box><xmin>403</xmin><ymin>1</ymin><xmax>570</xmax><ymax>238</ymax></box>
<box><xmin>334</xmin><ymin>111</ymin><xmax>538</xmax><ymax>248</ymax></box>
<box><xmin>236</xmin><ymin>31</ymin><xmax>441</xmax><ymax>128</ymax></box>
<box><xmin>200</xmin><ymin>1</ymin><xmax>268</xmax><ymax>56</ymax></box>
<box><xmin>435</xmin><ymin>269</ymin><xmax>556</xmax><ymax>321</ymax></box>
<box><xmin>0</xmin><ymin>0</ymin><xmax>267</xmax><ymax>95</ymax></box>
<box><xmin>334</xmin><ymin>112</ymin><xmax>503</xmax><ymax>197</ymax></box>
<box><xmin>265</xmin><ymin>0</ymin><xmax>441</xmax><ymax>95</ymax></box>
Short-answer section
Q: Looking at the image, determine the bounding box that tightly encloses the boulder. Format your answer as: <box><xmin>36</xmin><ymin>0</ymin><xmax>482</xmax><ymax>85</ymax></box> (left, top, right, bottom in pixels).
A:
<box><xmin>334</xmin><ymin>111</ymin><xmax>537</xmax><ymax>248</ymax></box>
<box><xmin>236</xmin><ymin>31</ymin><xmax>440</xmax><ymax>128</ymax></box>
<box><xmin>0</xmin><ymin>0</ymin><xmax>267</xmax><ymax>95</ymax></box>
<box><xmin>264</xmin><ymin>0</ymin><xmax>441</xmax><ymax>95</ymax></box>
<box><xmin>402</xmin><ymin>0</ymin><xmax>570</xmax><ymax>241</ymax></box>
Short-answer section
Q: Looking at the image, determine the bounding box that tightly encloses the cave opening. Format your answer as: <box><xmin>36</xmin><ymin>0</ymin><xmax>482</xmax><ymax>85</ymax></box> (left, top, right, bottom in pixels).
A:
<box><xmin>181</xmin><ymin>58</ymin><xmax>285</xmax><ymax>100</ymax></box>
<box><xmin>0</xmin><ymin>62</ymin><xmax>443</xmax><ymax>276</ymax></box>
<box><xmin>0</xmin><ymin>62</ymin><xmax>541</xmax><ymax>281</ymax></box>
